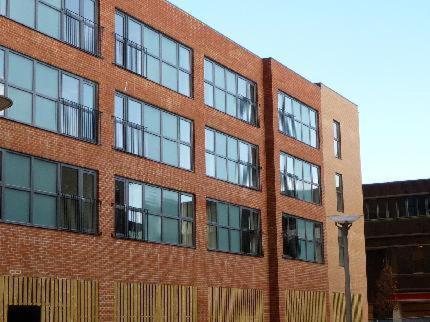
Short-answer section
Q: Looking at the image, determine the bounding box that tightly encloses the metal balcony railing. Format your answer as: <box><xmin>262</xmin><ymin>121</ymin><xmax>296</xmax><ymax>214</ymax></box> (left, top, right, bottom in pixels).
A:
<box><xmin>59</xmin><ymin>193</ymin><xmax>99</xmax><ymax>234</ymax></box>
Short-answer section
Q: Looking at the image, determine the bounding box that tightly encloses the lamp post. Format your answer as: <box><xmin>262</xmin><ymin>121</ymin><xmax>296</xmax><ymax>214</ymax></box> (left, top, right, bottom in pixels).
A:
<box><xmin>0</xmin><ymin>95</ymin><xmax>13</xmax><ymax>111</ymax></box>
<box><xmin>329</xmin><ymin>214</ymin><xmax>361</xmax><ymax>322</ymax></box>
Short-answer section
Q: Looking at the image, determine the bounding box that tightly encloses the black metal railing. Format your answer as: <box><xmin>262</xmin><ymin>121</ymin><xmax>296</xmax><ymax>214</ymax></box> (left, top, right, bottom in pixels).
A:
<box><xmin>113</xmin><ymin>117</ymin><xmax>146</xmax><ymax>156</ymax></box>
<box><xmin>63</xmin><ymin>9</ymin><xmax>103</xmax><ymax>56</ymax></box>
<box><xmin>60</xmin><ymin>99</ymin><xmax>101</xmax><ymax>143</ymax></box>
<box><xmin>59</xmin><ymin>194</ymin><xmax>99</xmax><ymax>234</ymax></box>
<box><xmin>114</xmin><ymin>33</ymin><xmax>147</xmax><ymax>76</ymax></box>
<box><xmin>115</xmin><ymin>205</ymin><xmax>147</xmax><ymax>241</ymax></box>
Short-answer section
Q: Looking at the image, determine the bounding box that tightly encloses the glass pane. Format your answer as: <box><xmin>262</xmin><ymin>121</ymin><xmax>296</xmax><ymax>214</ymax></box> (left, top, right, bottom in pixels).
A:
<box><xmin>62</xmin><ymin>74</ymin><xmax>79</xmax><ymax>103</ymax></box>
<box><xmin>312</xmin><ymin>166</ymin><xmax>319</xmax><ymax>184</ymax></box>
<box><xmin>147</xmin><ymin>214</ymin><xmax>161</xmax><ymax>241</ymax></box>
<box><xmin>38</xmin><ymin>3</ymin><xmax>60</xmax><ymax>39</ymax></box>
<box><xmin>83</xmin><ymin>172</ymin><xmax>94</xmax><ymax>198</ymax></box>
<box><xmin>35</xmin><ymin>63</ymin><xmax>58</xmax><ymax>98</ymax></box>
<box><xmin>303</xmin><ymin>163</ymin><xmax>311</xmax><ymax>182</ymax></box>
<box><xmin>146</xmin><ymin>56</ymin><xmax>160</xmax><ymax>83</ymax></box>
<box><xmin>115</xmin><ymin>13</ymin><xmax>124</xmax><ymax>36</ymax></box>
<box><xmin>161</xmin><ymin>112</ymin><xmax>177</xmax><ymax>140</ymax></box>
<box><xmin>208</xmin><ymin>225</ymin><xmax>216</xmax><ymax>249</ymax></box>
<box><xmin>83</xmin><ymin>0</ymin><xmax>95</xmax><ymax>21</ymax></box>
<box><xmin>205</xmin><ymin>153</ymin><xmax>215</xmax><ymax>177</ymax></box>
<box><xmin>144</xmin><ymin>27</ymin><xmax>159</xmax><ymax>56</ymax></box>
<box><xmin>307</xmin><ymin>241</ymin><xmax>315</xmax><ymax>262</ymax></box>
<box><xmin>205</xmin><ymin>129</ymin><xmax>214</xmax><ymax>151</ymax></box>
<box><xmin>227</xmin><ymin>161</ymin><xmax>238</xmax><ymax>184</ymax></box>
<box><xmin>302</xmin><ymin>107</ymin><xmax>310</xmax><ymax>125</ymax></box>
<box><xmin>227</xmin><ymin>137</ymin><xmax>238</xmax><ymax>160</ymax></box>
<box><xmin>206</xmin><ymin>200</ymin><xmax>217</xmax><ymax>222</ymax></box>
<box><xmin>128</xmin><ymin>99</ymin><xmax>142</xmax><ymax>124</ymax></box>
<box><xmin>216</xmin><ymin>157</ymin><xmax>227</xmax><ymax>181</ymax></box>
<box><xmin>239</xmin><ymin>142</ymin><xmax>249</xmax><ymax>163</ymax></box>
<box><xmin>310</xmin><ymin>110</ymin><xmax>316</xmax><ymax>127</ymax></box>
<box><xmin>238</xmin><ymin>77</ymin><xmax>246</xmax><ymax>97</ymax></box>
<box><xmin>10</xmin><ymin>0</ymin><xmax>35</xmax><ymax>27</ymax></box>
<box><xmin>128</xmin><ymin>182</ymin><xmax>143</xmax><ymax>208</ymax></box>
<box><xmin>161</xmin><ymin>36</ymin><xmax>177</xmax><ymax>65</ymax></box>
<box><xmin>143</xmin><ymin>105</ymin><xmax>160</xmax><ymax>134</ymax></box>
<box><xmin>9</xmin><ymin>53</ymin><xmax>33</xmax><ymax>90</ymax></box>
<box><xmin>303</xmin><ymin>182</ymin><xmax>312</xmax><ymax>202</ymax></box>
<box><xmin>115</xmin><ymin>180</ymin><xmax>125</xmax><ymax>205</ymax></box>
<box><xmin>179</xmin><ymin>46</ymin><xmax>190</xmax><ymax>71</ymax></box>
<box><xmin>215</xmin><ymin>132</ymin><xmax>227</xmax><ymax>156</ymax></box>
<box><xmin>162</xmin><ymin>190</ymin><xmax>178</xmax><ymax>217</ymax></box>
<box><xmin>162</xmin><ymin>139</ymin><xmax>178</xmax><ymax>166</ymax></box>
<box><xmin>179</xmin><ymin>119</ymin><xmax>191</xmax><ymax>143</ymax></box>
<box><xmin>214</xmin><ymin>64</ymin><xmax>225</xmax><ymax>89</ymax></box>
<box><xmin>180</xmin><ymin>194</ymin><xmax>193</xmax><ymax>218</ymax></box>
<box><xmin>128</xmin><ymin>19</ymin><xmax>141</xmax><ymax>44</ymax></box>
<box><xmin>144</xmin><ymin>132</ymin><xmax>161</xmax><ymax>161</ymax></box>
<box><xmin>226</xmin><ymin>94</ymin><xmax>237</xmax><ymax>117</ymax></box>
<box><xmin>179</xmin><ymin>144</ymin><xmax>191</xmax><ymax>170</ymax></box>
<box><xmin>61</xmin><ymin>166</ymin><xmax>78</xmax><ymax>195</ymax></box>
<box><xmin>217</xmin><ymin>203</ymin><xmax>228</xmax><ymax>226</ymax></box>
<box><xmin>294</xmin><ymin>120</ymin><xmax>302</xmax><ymax>140</ymax></box>
<box><xmin>35</xmin><ymin>96</ymin><xmax>57</xmax><ymax>131</ymax></box>
<box><xmin>310</xmin><ymin>130</ymin><xmax>317</xmax><ymax>147</ymax></box>
<box><xmin>83</xmin><ymin>83</ymin><xmax>95</xmax><ymax>109</ymax></box>
<box><xmin>4</xmin><ymin>188</ymin><xmax>30</xmax><ymax>223</ymax></box>
<box><xmin>4</xmin><ymin>152</ymin><xmax>30</xmax><ymax>188</ymax></box>
<box><xmin>239</xmin><ymin>164</ymin><xmax>249</xmax><ymax>187</ymax></box>
<box><xmin>0</xmin><ymin>0</ymin><xmax>5</xmax><ymax>15</ymax></box>
<box><xmin>294</xmin><ymin>159</ymin><xmax>303</xmax><ymax>179</ymax></box>
<box><xmin>178</xmin><ymin>71</ymin><xmax>190</xmax><ymax>96</ymax></box>
<box><xmin>229</xmin><ymin>206</ymin><xmax>240</xmax><ymax>228</ymax></box>
<box><xmin>218</xmin><ymin>228</ymin><xmax>229</xmax><ymax>251</ymax></box>
<box><xmin>226</xmin><ymin>71</ymin><xmax>236</xmax><ymax>93</ymax></box>
<box><xmin>144</xmin><ymin>185</ymin><xmax>161</xmax><ymax>214</ymax></box>
<box><xmin>204</xmin><ymin>60</ymin><xmax>213</xmax><ymax>81</ymax></box>
<box><xmin>7</xmin><ymin>88</ymin><xmax>32</xmax><ymax>124</ymax></box>
<box><xmin>214</xmin><ymin>88</ymin><xmax>226</xmax><ymax>112</ymax></box>
<box><xmin>0</xmin><ymin>84</ymin><xmax>4</xmax><ymax>116</ymax></box>
<box><xmin>33</xmin><ymin>194</ymin><xmax>56</xmax><ymax>227</ymax></box>
<box><xmin>162</xmin><ymin>217</ymin><xmax>179</xmax><ymax>244</ymax></box>
<box><xmin>204</xmin><ymin>83</ymin><xmax>214</xmax><ymax>106</ymax></box>
<box><xmin>230</xmin><ymin>230</ymin><xmax>240</xmax><ymax>253</ymax></box>
<box><xmin>161</xmin><ymin>63</ymin><xmax>177</xmax><ymax>91</ymax></box>
<box><xmin>33</xmin><ymin>159</ymin><xmax>57</xmax><ymax>193</ymax></box>
<box><xmin>181</xmin><ymin>221</ymin><xmax>193</xmax><ymax>246</ymax></box>
<box><xmin>0</xmin><ymin>50</ymin><xmax>4</xmax><ymax>79</ymax></box>
<box><xmin>302</xmin><ymin>126</ymin><xmax>310</xmax><ymax>145</ymax></box>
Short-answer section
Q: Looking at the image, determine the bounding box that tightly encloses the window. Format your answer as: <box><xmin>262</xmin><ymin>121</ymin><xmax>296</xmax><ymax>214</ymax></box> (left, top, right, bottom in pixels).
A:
<box><xmin>204</xmin><ymin>58</ymin><xmax>257</xmax><ymax>125</ymax></box>
<box><xmin>114</xmin><ymin>93</ymin><xmax>192</xmax><ymax>170</ymax></box>
<box><xmin>114</xmin><ymin>177</ymin><xmax>194</xmax><ymax>247</ymax></box>
<box><xmin>115</xmin><ymin>11</ymin><xmax>192</xmax><ymax>97</ymax></box>
<box><xmin>205</xmin><ymin>128</ymin><xmax>259</xmax><ymax>189</ymax></box>
<box><xmin>280</xmin><ymin>152</ymin><xmax>321</xmax><ymax>204</ymax></box>
<box><xmin>206</xmin><ymin>199</ymin><xmax>261</xmax><ymax>256</ymax></box>
<box><xmin>2</xmin><ymin>0</ymin><xmax>99</xmax><ymax>55</ymax></box>
<box><xmin>0</xmin><ymin>149</ymin><xmax>98</xmax><ymax>233</ymax></box>
<box><xmin>277</xmin><ymin>92</ymin><xmax>318</xmax><ymax>147</ymax></box>
<box><xmin>335</xmin><ymin>173</ymin><xmax>344</xmax><ymax>212</ymax></box>
<box><xmin>282</xmin><ymin>215</ymin><xmax>323</xmax><ymax>263</ymax></box>
<box><xmin>338</xmin><ymin>230</ymin><xmax>345</xmax><ymax>266</ymax></box>
<box><xmin>0</xmin><ymin>47</ymin><xmax>99</xmax><ymax>142</ymax></box>
<box><xmin>333</xmin><ymin>120</ymin><xmax>341</xmax><ymax>158</ymax></box>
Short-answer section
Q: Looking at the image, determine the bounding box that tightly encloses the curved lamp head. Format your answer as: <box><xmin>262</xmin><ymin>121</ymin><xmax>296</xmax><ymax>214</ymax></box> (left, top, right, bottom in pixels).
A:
<box><xmin>329</xmin><ymin>215</ymin><xmax>361</xmax><ymax>225</ymax></box>
<box><xmin>0</xmin><ymin>95</ymin><xmax>13</xmax><ymax>111</ymax></box>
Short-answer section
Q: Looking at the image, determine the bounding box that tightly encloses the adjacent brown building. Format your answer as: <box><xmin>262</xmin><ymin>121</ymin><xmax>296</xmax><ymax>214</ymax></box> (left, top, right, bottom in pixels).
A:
<box><xmin>0</xmin><ymin>0</ymin><xmax>367</xmax><ymax>321</ymax></box>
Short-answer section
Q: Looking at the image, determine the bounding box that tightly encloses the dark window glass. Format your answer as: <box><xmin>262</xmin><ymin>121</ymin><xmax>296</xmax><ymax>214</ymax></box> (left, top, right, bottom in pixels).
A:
<box><xmin>333</xmin><ymin>120</ymin><xmax>341</xmax><ymax>158</ymax></box>
<box><xmin>417</xmin><ymin>196</ymin><xmax>428</xmax><ymax>216</ymax></box>
<box><xmin>335</xmin><ymin>173</ymin><xmax>344</xmax><ymax>212</ymax></box>
<box><xmin>407</xmin><ymin>197</ymin><xmax>418</xmax><ymax>217</ymax></box>
<box><xmin>207</xmin><ymin>199</ymin><xmax>261</xmax><ymax>256</ymax></box>
<box><xmin>387</xmin><ymin>198</ymin><xmax>397</xmax><ymax>219</ymax></box>
<box><xmin>398</xmin><ymin>197</ymin><xmax>407</xmax><ymax>217</ymax></box>
<box><xmin>378</xmin><ymin>199</ymin><xmax>387</xmax><ymax>219</ymax></box>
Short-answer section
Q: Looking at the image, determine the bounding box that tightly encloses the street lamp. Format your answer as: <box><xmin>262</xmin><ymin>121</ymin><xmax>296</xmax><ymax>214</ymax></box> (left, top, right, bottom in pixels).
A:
<box><xmin>0</xmin><ymin>95</ymin><xmax>13</xmax><ymax>111</ymax></box>
<box><xmin>329</xmin><ymin>214</ymin><xmax>361</xmax><ymax>322</ymax></box>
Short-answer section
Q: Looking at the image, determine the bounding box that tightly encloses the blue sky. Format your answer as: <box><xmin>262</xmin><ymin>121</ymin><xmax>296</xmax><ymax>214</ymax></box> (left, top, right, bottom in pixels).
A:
<box><xmin>168</xmin><ymin>0</ymin><xmax>430</xmax><ymax>184</ymax></box>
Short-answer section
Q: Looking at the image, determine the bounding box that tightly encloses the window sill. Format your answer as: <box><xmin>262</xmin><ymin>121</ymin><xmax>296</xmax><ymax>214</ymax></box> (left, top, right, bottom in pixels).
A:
<box><xmin>114</xmin><ymin>234</ymin><xmax>195</xmax><ymax>250</ymax></box>
<box><xmin>205</xmin><ymin>104</ymin><xmax>259</xmax><ymax>128</ymax></box>
<box><xmin>280</xmin><ymin>191</ymin><xmax>322</xmax><ymax>206</ymax></box>
<box><xmin>282</xmin><ymin>255</ymin><xmax>325</xmax><ymax>265</ymax></box>
<box><xmin>0</xmin><ymin>219</ymin><xmax>100</xmax><ymax>236</ymax></box>
<box><xmin>207</xmin><ymin>248</ymin><xmax>263</xmax><ymax>258</ymax></box>
<box><xmin>206</xmin><ymin>175</ymin><xmax>261</xmax><ymax>192</ymax></box>
<box><xmin>278</xmin><ymin>130</ymin><xmax>319</xmax><ymax>150</ymax></box>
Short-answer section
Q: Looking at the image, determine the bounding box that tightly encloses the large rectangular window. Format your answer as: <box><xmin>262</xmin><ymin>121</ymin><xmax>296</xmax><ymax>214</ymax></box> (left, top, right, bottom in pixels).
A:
<box><xmin>114</xmin><ymin>177</ymin><xmax>194</xmax><ymax>247</ymax></box>
<box><xmin>114</xmin><ymin>93</ymin><xmax>192</xmax><ymax>170</ymax></box>
<box><xmin>2</xmin><ymin>0</ymin><xmax>99</xmax><ymax>55</ymax></box>
<box><xmin>0</xmin><ymin>47</ymin><xmax>99</xmax><ymax>143</ymax></box>
<box><xmin>333</xmin><ymin>120</ymin><xmax>341</xmax><ymax>158</ymax></box>
<box><xmin>115</xmin><ymin>11</ymin><xmax>192</xmax><ymax>97</ymax></box>
<box><xmin>204</xmin><ymin>58</ymin><xmax>257</xmax><ymax>125</ymax></box>
<box><xmin>282</xmin><ymin>215</ymin><xmax>323</xmax><ymax>263</ymax></box>
<box><xmin>280</xmin><ymin>152</ymin><xmax>321</xmax><ymax>204</ymax></box>
<box><xmin>278</xmin><ymin>92</ymin><xmax>318</xmax><ymax>148</ymax></box>
<box><xmin>335</xmin><ymin>173</ymin><xmax>344</xmax><ymax>212</ymax></box>
<box><xmin>207</xmin><ymin>199</ymin><xmax>261</xmax><ymax>256</ymax></box>
<box><xmin>0</xmin><ymin>149</ymin><xmax>98</xmax><ymax>233</ymax></box>
<box><xmin>364</xmin><ymin>195</ymin><xmax>430</xmax><ymax>220</ymax></box>
<box><xmin>205</xmin><ymin>128</ymin><xmax>259</xmax><ymax>189</ymax></box>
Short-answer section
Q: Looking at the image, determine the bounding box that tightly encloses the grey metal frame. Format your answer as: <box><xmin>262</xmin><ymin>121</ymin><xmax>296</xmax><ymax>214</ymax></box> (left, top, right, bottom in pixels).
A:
<box><xmin>114</xmin><ymin>176</ymin><xmax>195</xmax><ymax>247</ymax></box>
<box><xmin>278</xmin><ymin>91</ymin><xmax>319</xmax><ymax>148</ymax></box>
<box><xmin>206</xmin><ymin>198</ymin><xmax>262</xmax><ymax>256</ymax></box>
<box><xmin>0</xmin><ymin>46</ymin><xmax>99</xmax><ymax>143</ymax></box>
<box><xmin>205</xmin><ymin>127</ymin><xmax>260</xmax><ymax>189</ymax></box>
<box><xmin>0</xmin><ymin>148</ymin><xmax>98</xmax><ymax>234</ymax></box>
<box><xmin>114</xmin><ymin>10</ymin><xmax>192</xmax><ymax>97</ymax></box>
<box><xmin>114</xmin><ymin>92</ymin><xmax>193</xmax><ymax>171</ymax></box>
<box><xmin>335</xmin><ymin>173</ymin><xmax>344</xmax><ymax>212</ymax></box>
<box><xmin>333</xmin><ymin>120</ymin><xmax>342</xmax><ymax>158</ymax></box>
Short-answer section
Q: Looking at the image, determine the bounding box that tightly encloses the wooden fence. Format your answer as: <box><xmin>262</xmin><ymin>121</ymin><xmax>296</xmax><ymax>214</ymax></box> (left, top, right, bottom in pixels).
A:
<box><xmin>285</xmin><ymin>289</ymin><xmax>327</xmax><ymax>322</ymax></box>
<box><xmin>332</xmin><ymin>292</ymin><xmax>363</xmax><ymax>322</ymax></box>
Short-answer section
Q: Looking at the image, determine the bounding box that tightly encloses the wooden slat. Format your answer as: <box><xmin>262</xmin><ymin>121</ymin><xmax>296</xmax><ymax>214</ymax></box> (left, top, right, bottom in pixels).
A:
<box><xmin>331</xmin><ymin>292</ymin><xmax>363</xmax><ymax>322</ymax></box>
<box><xmin>285</xmin><ymin>289</ymin><xmax>327</xmax><ymax>322</ymax></box>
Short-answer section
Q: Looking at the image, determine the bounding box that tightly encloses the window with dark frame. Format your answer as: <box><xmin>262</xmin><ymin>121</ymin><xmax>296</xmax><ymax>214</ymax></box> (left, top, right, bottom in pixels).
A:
<box><xmin>205</xmin><ymin>128</ymin><xmax>259</xmax><ymax>189</ymax></box>
<box><xmin>333</xmin><ymin>120</ymin><xmax>341</xmax><ymax>158</ymax></box>
<box><xmin>206</xmin><ymin>199</ymin><xmax>261</xmax><ymax>256</ymax></box>
<box><xmin>114</xmin><ymin>177</ymin><xmax>194</xmax><ymax>247</ymax></box>
<box><xmin>282</xmin><ymin>214</ymin><xmax>323</xmax><ymax>263</ymax></box>
<box><xmin>335</xmin><ymin>173</ymin><xmax>344</xmax><ymax>212</ymax></box>
<box><xmin>0</xmin><ymin>47</ymin><xmax>99</xmax><ymax>143</ymax></box>
<box><xmin>0</xmin><ymin>149</ymin><xmax>98</xmax><ymax>234</ymax></box>
<box><xmin>280</xmin><ymin>152</ymin><xmax>321</xmax><ymax>204</ymax></box>
<box><xmin>204</xmin><ymin>58</ymin><xmax>257</xmax><ymax>125</ymax></box>
<box><xmin>114</xmin><ymin>11</ymin><xmax>192</xmax><ymax>97</ymax></box>
<box><xmin>114</xmin><ymin>93</ymin><xmax>193</xmax><ymax>170</ymax></box>
<box><xmin>364</xmin><ymin>195</ymin><xmax>430</xmax><ymax>220</ymax></box>
<box><xmin>277</xmin><ymin>92</ymin><xmax>318</xmax><ymax>148</ymax></box>
<box><xmin>1</xmin><ymin>0</ymin><xmax>100</xmax><ymax>55</ymax></box>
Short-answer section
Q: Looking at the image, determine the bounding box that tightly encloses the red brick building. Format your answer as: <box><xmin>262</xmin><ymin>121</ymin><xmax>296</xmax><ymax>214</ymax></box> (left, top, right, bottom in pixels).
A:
<box><xmin>0</xmin><ymin>1</ymin><xmax>367</xmax><ymax>321</ymax></box>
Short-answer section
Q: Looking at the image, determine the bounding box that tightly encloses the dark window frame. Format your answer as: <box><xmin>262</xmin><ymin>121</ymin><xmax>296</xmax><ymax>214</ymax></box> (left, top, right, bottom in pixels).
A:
<box><xmin>0</xmin><ymin>46</ymin><xmax>100</xmax><ymax>144</ymax></box>
<box><xmin>333</xmin><ymin>120</ymin><xmax>341</xmax><ymax>159</ymax></box>
<box><xmin>114</xmin><ymin>10</ymin><xmax>193</xmax><ymax>98</ymax></box>
<box><xmin>335</xmin><ymin>173</ymin><xmax>344</xmax><ymax>213</ymax></box>
<box><xmin>114</xmin><ymin>176</ymin><xmax>195</xmax><ymax>248</ymax></box>
<box><xmin>203</xmin><ymin>57</ymin><xmax>258</xmax><ymax>126</ymax></box>
<box><xmin>0</xmin><ymin>148</ymin><xmax>98</xmax><ymax>234</ymax></box>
